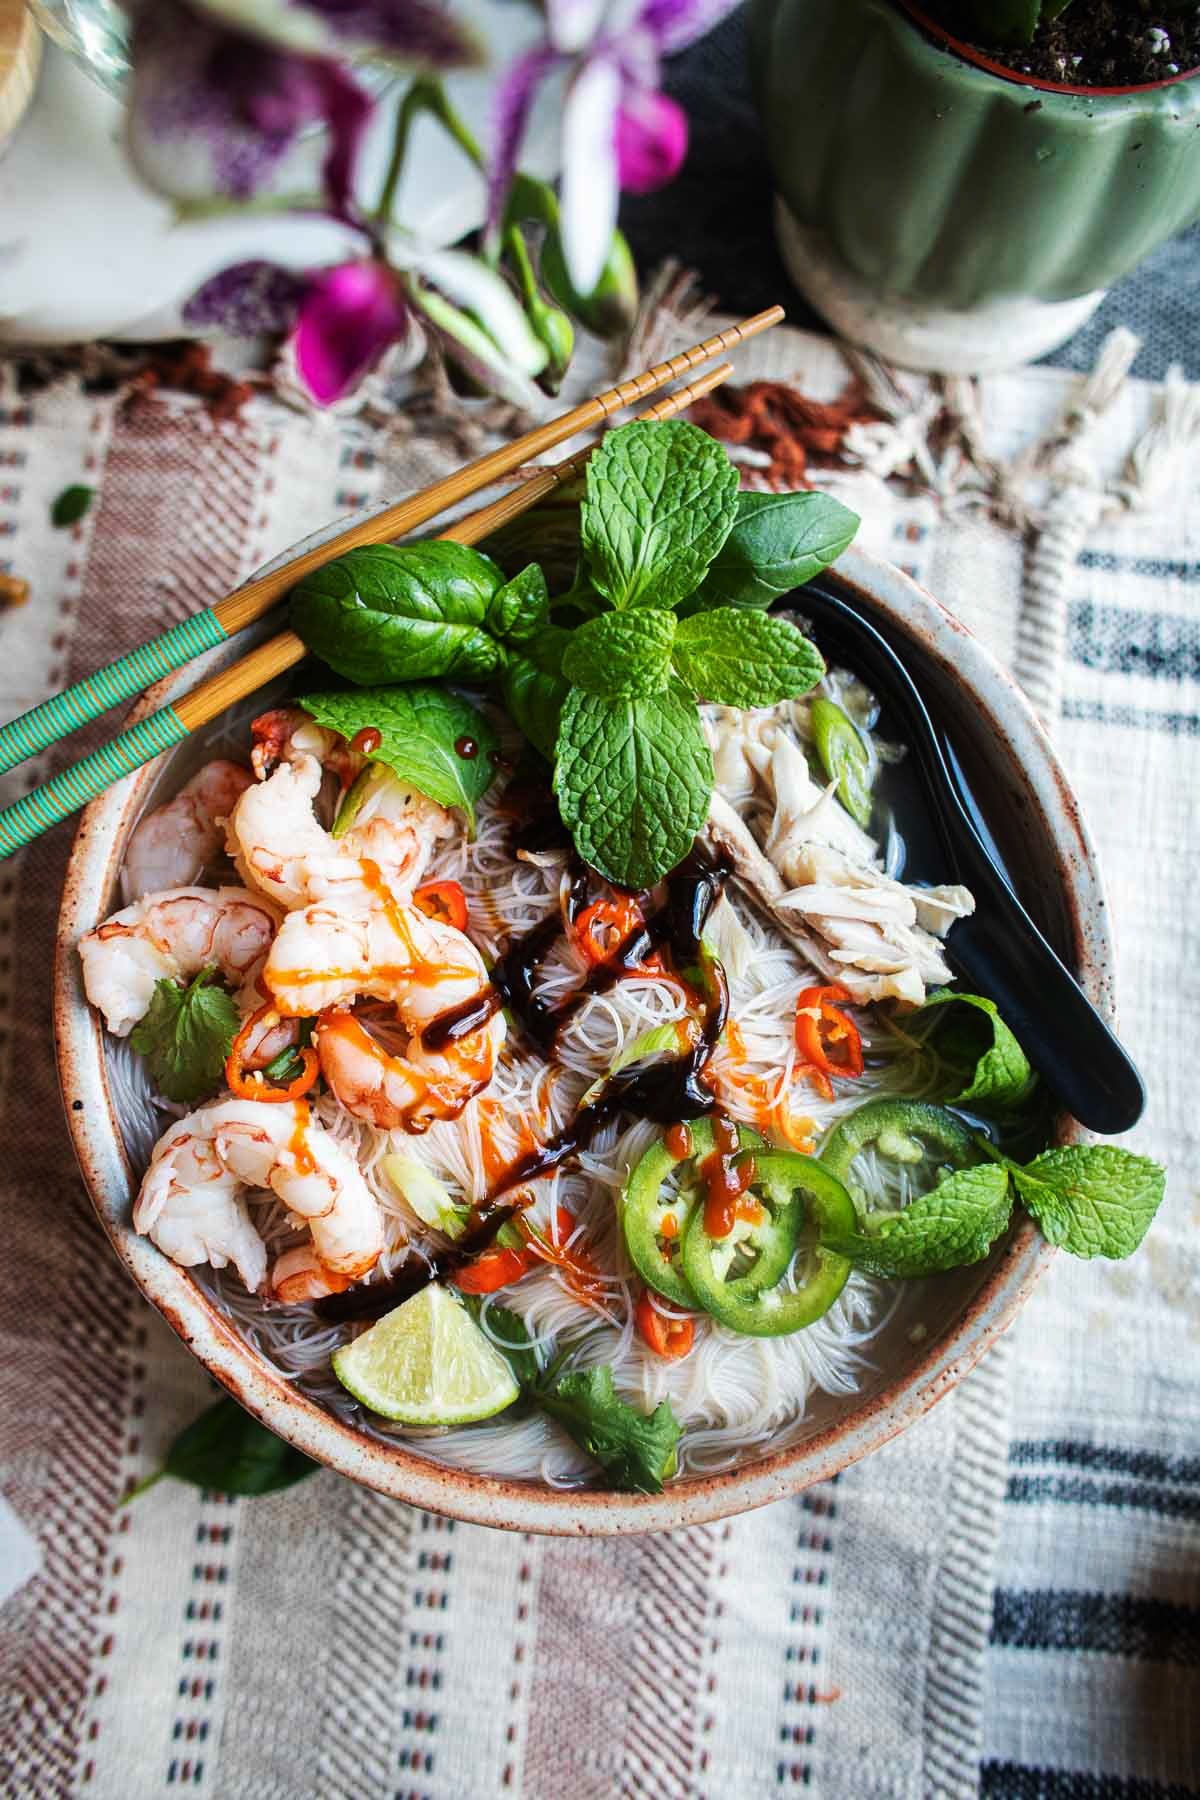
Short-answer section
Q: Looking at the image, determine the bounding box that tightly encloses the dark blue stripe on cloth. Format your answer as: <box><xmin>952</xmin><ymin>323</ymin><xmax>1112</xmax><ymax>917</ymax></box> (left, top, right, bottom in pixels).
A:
<box><xmin>1006</xmin><ymin>1473</ymin><xmax>1200</xmax><ymax>1524</ymax></box>
<box><xmin>1010</xmin><ymin>1442</ymin><xmax>1200</xmax><ymax>1486</ymax></box>
<box><xmin>991</xmin><ymin>1589</ymin><xmax>1200</xmax><ymax>1664</ymax></box>
<box><xmin>1078</xmin><ymin>549</ymin><xmax>1200</xmax><ymax>585</ymax></box>
<box><xmin>982</xmin><ymin>1763</ymin><xmax>1197</xmax><ymax>1798</ymax></box>
<box><xmin>1068</xmin><ymin>599</ymin><xmax>1200</xmax><ymax>683</ymax></box>
<box><xmin>1061</xmin><ymin>699</ymin><xmax>1200</xmax><ymax>738</ymax></box>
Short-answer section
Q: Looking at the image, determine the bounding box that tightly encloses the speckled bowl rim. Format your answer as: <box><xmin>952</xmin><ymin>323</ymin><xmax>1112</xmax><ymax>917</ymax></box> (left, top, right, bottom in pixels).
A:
<box><xmin>54</xmin><ymin>532</ymin><xmax>1108</xmax><ymax>1535</ymax></box>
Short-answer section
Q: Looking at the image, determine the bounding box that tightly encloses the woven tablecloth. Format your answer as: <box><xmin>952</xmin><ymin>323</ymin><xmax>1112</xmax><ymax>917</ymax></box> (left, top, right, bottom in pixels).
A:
<box><xmin>0</xmin><ymin>320</ymin><xmax>1196</xmax><ymax>1800</ymax></box>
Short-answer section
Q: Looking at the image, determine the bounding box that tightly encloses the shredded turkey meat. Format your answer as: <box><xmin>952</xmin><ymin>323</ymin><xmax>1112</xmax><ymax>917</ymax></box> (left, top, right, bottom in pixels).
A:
<box><xmin>704</xmin><ymin>700</ymin><xmax>974</xmax><ymax>1008</ymax></box>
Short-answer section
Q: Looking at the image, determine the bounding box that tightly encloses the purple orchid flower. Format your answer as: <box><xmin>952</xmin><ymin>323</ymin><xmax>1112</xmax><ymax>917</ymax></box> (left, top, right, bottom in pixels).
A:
<box><xmin>292</xmin><ymin>260</ymin><xmax>415</xmax><ymax>403</ymax></box>
<box><xmin>126</xmin><ymin>0</ymin><xmax>373</xmax><ymax>214</ymax></box>
<box><xmin>488</xmin><ymin>0</ymin><xmax>737</xmax><ymax>294</ymax></box>
<box><xmin>192</xmin><ymin>0</ymin><xmax>482</xmax><ymax>67</ymax></box>
<box><xmin>127</xmin><ymin>0</ymin><xmax>478</xmax><ymax>218</ymax></box>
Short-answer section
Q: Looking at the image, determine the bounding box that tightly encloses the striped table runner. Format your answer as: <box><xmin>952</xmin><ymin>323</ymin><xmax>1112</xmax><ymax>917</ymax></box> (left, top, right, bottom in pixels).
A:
<box><xmin>0</xmin><ymin>323</ymin><xmax>1195</xmax><ymax>1798</ymax></box>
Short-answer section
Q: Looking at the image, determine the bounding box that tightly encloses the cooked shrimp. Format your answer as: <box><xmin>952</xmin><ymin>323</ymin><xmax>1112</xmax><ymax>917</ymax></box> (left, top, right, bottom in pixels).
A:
<box><xmin>265</xmin><ymin>892</ymin><xmax>505</xmax><ymax>1131</ymax></box>
<box><xmin>227</xmin><ymin>752</ymin><xmax>455</xmax><ymax>911</ymax></box>
<box><xmin>270</xmin><ymin>1243</ymin><xmax>355</xmax><ymax>1303</ymax></box>
<box><xmin>122</xmin><ymin>759</ymin><xmax>253</xmax><ymax>899</ymax></box>
<box><xmin>250</xmin><ymin>706</ymin><xmax>345</xmax><ymax>781</ymax></box>
<box><xmin>134</xmin><ymin>1097</ymin><xmax>385</xmax><ymax>1297</ymax></box>
<box><xmin>79</xmin><ymin>885</ymin><xmax>281</xmax><ymax>1037</ymax></box>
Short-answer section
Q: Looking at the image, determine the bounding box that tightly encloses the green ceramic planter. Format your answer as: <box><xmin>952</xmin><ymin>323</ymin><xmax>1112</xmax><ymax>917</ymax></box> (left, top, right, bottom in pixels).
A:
<box><xmin>748</xmin><ymin>0</ymin><xmax>1200</xmax><ymax>369</ymax></box>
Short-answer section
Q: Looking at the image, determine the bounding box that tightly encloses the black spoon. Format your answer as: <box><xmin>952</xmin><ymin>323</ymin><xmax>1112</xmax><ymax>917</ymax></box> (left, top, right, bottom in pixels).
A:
<box><xmin>794</xmin><ymin>580</ymin><xmax>1145</xmax><ymax>1134</ymax></box>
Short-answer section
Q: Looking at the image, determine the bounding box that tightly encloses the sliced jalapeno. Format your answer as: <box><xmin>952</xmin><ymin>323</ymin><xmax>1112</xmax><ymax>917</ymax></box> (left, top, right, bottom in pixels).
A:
<box><xmin>621</xmin><ymin>1119</ymin><xmax>763</xmax><ymax>1308</ymax></box>
<box><xmin>680</xmin><ymin>1152</ymin><xmax>856</xmax><ymax>1336</ymax></box>
<box><xmin>819</xmin><ymin>1098</ymin><xmax>980</xmax><ymax>1206</ymax></box>
<box><xmin>810</xmin><ymin>696</ymin><xmax>873</xmax><ymax>828</ymax></box>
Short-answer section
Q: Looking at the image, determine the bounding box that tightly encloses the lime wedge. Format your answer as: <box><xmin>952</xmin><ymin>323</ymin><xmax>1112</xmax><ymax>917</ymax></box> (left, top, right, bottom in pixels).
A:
<box><xmin>332</xmin><ymin>1284</ymin><xmax>519</xmax><ymax>1425</ymax></box>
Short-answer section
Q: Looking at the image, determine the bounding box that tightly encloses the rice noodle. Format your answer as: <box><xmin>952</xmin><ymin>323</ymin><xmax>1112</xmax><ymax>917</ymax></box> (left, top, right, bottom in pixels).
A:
<box><xmin>107</xmin><ymin>690</ymin><xmax>949</xmax><ymax>1487</ymax></box>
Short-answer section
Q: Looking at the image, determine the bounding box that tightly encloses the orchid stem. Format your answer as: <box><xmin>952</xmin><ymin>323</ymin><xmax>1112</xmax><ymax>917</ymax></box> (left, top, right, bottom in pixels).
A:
<box><xmin>376</xmin><ymin>76</ymin><xmax>485</xmax><ymax>231</ymax></box>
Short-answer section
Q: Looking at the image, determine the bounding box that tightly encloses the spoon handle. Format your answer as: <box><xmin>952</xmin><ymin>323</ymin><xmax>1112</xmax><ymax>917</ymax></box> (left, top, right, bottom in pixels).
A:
<box><xmin>800</xmin><ymin>581</ymin><xmax>1145</xmax><ymax>1134</ymax></box>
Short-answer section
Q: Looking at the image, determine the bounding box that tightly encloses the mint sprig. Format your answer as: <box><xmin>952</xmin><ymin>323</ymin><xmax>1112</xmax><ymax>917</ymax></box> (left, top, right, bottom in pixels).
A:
<box><xmin>672</xmin><ymin>608</ymin><xmax>826</xmax><ymax>707</ymax></box>
<box><xmin>1013</xmin><ymin>1146</ymin><xmax>1165</xmax><ymax>1260</ymax></box>
<box><xmin>290</xmin><ymin>419</ymin><xmax>857</xmax><ymax>887</ymax></box>
<box><xmin>826</xmin><ymin>1128</ymin><xmax>1165</xmax><ymax>1277</ymax></box>
<box><xmin>581</xmin><ymin>420</ymin><xmax>740</xmax><ymax>612</ymax></box>
<box><xmin>826</xmin><ymin>1164</ymin><xmax>1013</xmax><ymax>1278</ymax></box>
<box><xmin>561</xmin><ymin>607</ymin><xmax>676</xmax><ymax>697</ymax></box>
<box><xmin>554</xmin><ymin>677</ymin><xmax>713</xmax><ymax>889</ymax></box>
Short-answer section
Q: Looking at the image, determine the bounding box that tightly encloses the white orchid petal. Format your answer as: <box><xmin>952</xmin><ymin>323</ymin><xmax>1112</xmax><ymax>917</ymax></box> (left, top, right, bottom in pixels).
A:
<box><xmin>560</xmin><ymin>59</ymin><xmax>621</xmax><ymax>297</ymax></box>
<box><xmin>404</xmin><ymin>246</ymin><xmax>548</xmax><ymax>377</ymax></box>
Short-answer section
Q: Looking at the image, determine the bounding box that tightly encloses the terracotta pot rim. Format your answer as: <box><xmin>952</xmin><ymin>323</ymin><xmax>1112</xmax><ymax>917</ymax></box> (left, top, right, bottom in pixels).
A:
<box><xmin>896</xmin><ymin>0</ymin><xmax>1200</xmax><ymax>96</ymax></box>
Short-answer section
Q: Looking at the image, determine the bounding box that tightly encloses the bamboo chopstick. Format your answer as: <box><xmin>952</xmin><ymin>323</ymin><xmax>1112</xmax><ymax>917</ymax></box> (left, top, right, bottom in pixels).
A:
<box><xmin>0</xmin><ymin>307</ymin><xmax>781</xmax><ymax>778</ymax></box>
<box><xmin>0</xmin><ymin>358</ymin><xmax>739</xmax><ymax>861</ymax></box>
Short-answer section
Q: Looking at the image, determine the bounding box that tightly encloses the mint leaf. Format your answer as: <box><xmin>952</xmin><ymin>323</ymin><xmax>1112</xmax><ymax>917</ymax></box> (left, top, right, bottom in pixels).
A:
<box><xmin>672</xmin><ymin>609</ymin><xmax>825</xmax><ymax>707</ymax></box>
<box><xmin>825</xmin><ymin>1163</ymin><xmax>1013</xmax><ymax>1278</ymax></box>
<box><xmin>1014</xmin><ymin>1145</ymin><xmax>1165</xmax><ymax>1260</ymax></box>
<box><xmin>300</xmin><ymin>684</ymin><xmax>496</xmax><ymax>828</ymax></box>
<box><xmin>499</xmin><ymin>627</ymin><xmax>571</xmax><ymax>762</ymax></box>
<box><xmin>291</xmin><ymin>542</ymin><xmax>503</xmax><ymax>685</ymax></box>
<box><xmin>918</xmin><ymin>991</ymin><xmax>1037</xmax><ymax>1111</ymax></box>
<box><xmin>554</xmin><ymin>676</ymin><xmax>713</xmax><ymax>888</ymax></box>
<box><xmin>537</xmin><ymin>1365</ymin><xmax>680</xmax><ymax>1493</ymax></box>
<box><xmin>129</xmin><ymin>966</ymin><xmax>239</xmax><ymax>1103</ymax></box>
<box><xmin>581</xmin><ymin>420</ymin><xmax>739</xmax><ymax>612</ymax></box>
<box><xmin>561</xmin><ymin>607</ymin><xmax>676</xmax><ymax>698</ymax></box>
<box><xmin>486</xmin><ymin>563</ymin><xmax>548</xmax><ymax>642</ymax></box>
<box><xmin>51</xmin><ymin>484</ymin><xmax>94</xmax><ymax>528</ymax></box>
<box><xmin>687</xmin><ymin>490</ymin><xmax>860</xmax><ymax>612</ymax></box>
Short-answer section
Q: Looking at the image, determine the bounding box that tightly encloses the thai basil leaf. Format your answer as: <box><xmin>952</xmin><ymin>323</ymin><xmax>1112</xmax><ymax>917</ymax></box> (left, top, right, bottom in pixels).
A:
<box><xmin>131</xmin><ymin>1397</ymin><xmax>320</xmax><ymax>1500</ymax></box>
<box><xmin>486</xmin><ymin>563</ymin><xmax>549</xmax><ymax>642</ymax></box>
<box><xmin>499</xmin><ymin>627</ymin><xmax>572</xmax><ymax>762</ymax></box>
<box><xmin>686</xmin><ymin>490</ymin><xmax>860</xmax><ymax>612</ymax></box>
<box><xmin>536</xmin><ymin>1366</ymin><xmax>681</xmax><ymax>1493</ymax></box>
<box><xmin>299</xmin><ymin>684</ymin><xmax>497</xmax><ymax>827</ymax></box>
<box><xmin>290</xmin><ymin>542</ymin><xmax>504</xmax><ymax>685</ymax></box>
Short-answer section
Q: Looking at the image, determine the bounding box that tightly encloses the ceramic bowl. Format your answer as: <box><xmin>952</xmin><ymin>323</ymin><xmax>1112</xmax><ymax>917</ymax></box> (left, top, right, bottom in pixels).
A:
<box><xmin>54</xmin><ymin>525</ymin><xmax>1110</xmax><ymax>1535</ymax></box>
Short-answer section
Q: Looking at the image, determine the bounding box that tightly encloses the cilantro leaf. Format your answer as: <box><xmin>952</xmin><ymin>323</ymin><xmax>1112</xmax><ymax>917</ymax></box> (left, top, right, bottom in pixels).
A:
<box><xmin>486</xmin><ymin>563</ymin><xmax>549</xmax><ymax>643</ymax></box>
<box><xmin>561</xmin><ymin>607</ymin><xmax>677</xmax><ymax>697</ymax></box>
<box><xmin>581</xmin><ymin>421</ymin><xmax>739</xmax><ymax>612</ymax></box>
<box><xmin>553</xmin><ymin>676</ymin><xmax>713</xmax><ymax>888</ymax></box>
<box><xmin>825</xmin><ymin>1163</ymin><xmax>1013</xmax><ymax>1278</ymax></box>
<box><xmin>918</xmin><ymin>991</ymin><xmax>1037</xmax><ymax>1112</ymax></box>
<box><xmin>687</xmin><ymin>489</ymin><xmax>860</xmax><ymax>612</ymax></box>
<box><xmin>129</xmin><ymin>967</ymin><xmax>239</xmax><ymax>1104</ymax></box>
<box><xmin>537</xmin><ymin>1365</ymin><xmax>681</xmax><ymax>1493</ymax></box>
<box><xmin>672</xmin><ymin>608</ymin><xmax>826</xmax><ymax>707</ymax></box>
<box><xmin>299</xmin><ymin>684</ymin><xmax>496</xmax><ymax>829</ymax></box>
<box><xmin>499</xmin><ymin>627</ymin><xmax>572</xmax><ymax>762</ymax></box>
<box><xmin>1013</xmin><ymin>1145</ymin><xmax>1165</xmax><ymax>1260</ymax></box>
